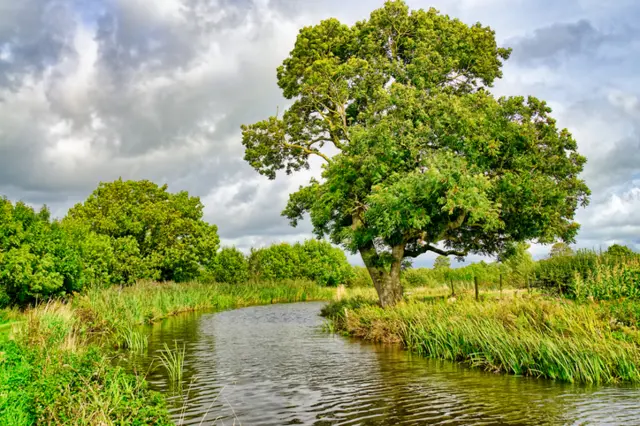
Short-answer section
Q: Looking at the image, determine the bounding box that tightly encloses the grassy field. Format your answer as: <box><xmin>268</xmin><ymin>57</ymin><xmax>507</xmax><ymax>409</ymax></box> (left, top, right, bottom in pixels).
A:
<box><xmin>0</xmin><ymin>280</ymin><xmax>337</xmax><ymax>425</ymax></box>
<box><xmin>322</xmin><ymin>289</ymin><xmax>640</xmax><ymax>384</ymax></box>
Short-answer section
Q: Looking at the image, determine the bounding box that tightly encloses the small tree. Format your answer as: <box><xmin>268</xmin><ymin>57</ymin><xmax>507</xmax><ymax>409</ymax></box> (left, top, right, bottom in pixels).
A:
<box><xmin>433</xmin><ymin>256</ymin><xmax>451</xmax><ymax>271</ymax></box>
<box><xmin>549</xmin><ymin>242</ymin><xmax>574</xmax><ymax>258</ymax></box>
<box><xmin>503</xmin><ymin>242</ymin><xmax>535</xmax><ymax>288</ymax></box>
<box><xmin>241</xmin><ymin>1</ymin><xmax>589</xmax><ymax>307</ymax></box>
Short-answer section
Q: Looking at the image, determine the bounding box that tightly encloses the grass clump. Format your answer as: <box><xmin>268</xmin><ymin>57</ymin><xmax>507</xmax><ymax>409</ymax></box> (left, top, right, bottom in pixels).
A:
<box><xmin>157</xmin><ymin>341</ymin><xmax>186</xmax><ymax>385</ymax></box>
<box><xmin>323</xmin><ymin>294</ymin><xmax>640</xmax><ymax>384</ymax></box>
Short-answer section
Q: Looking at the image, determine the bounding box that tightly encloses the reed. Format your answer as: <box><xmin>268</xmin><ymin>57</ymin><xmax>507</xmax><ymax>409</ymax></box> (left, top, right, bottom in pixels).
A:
<box><xmin>117</xmin><ymin>325</ymin><xmax>149</xmax><ymax>353</ymax></box>
<box><xmin>323</xmin><ymin>295</ymin><xmax>640</xmax><ymax>384</ymax></box>
<box><xmin>157</xmin><ymin>340</ymin><xmax>187</xmax><ymax>385</ymax></box>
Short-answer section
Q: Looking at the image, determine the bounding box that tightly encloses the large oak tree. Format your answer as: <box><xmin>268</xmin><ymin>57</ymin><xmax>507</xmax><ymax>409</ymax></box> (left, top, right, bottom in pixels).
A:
<box><xmin>241</xmin><ymin>1</ymin><xmax>590</xmax><ymax>307</ymax></box>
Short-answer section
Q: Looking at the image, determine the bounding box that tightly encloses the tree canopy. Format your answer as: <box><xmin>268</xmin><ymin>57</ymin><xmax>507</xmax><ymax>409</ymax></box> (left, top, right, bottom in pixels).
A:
<box><xmin>549</xmin><ymin>242</ymin><xmax>574</xmax><ymax>258</ymax></box>
<box><xmin>606</xmin><ymin>244</ymin><xmax>635</xmax><ymax>257</ymax></box>
<box><xmin>433</xmin><ymin>256</ymin><xmax>451</xmax><ymax>270</ymax></box>
<box><xmin>241</xmin><ymin>1</ymin><xmax>589</xmax><ymax>306</ymax></box>
<box><xmin>0</xmin><ymin>199</ymin><xmax>82</xmax><ymax>305</ymax></box>
<box><xmin>66</xmin><ymin>179</ymin><xmax>220</xmax><ymax>282</ymax></box>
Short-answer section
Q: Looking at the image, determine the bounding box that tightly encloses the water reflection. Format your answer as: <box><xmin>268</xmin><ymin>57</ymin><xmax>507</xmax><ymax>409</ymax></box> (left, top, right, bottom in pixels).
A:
<box><xmin>122</xmin><ymin>302</ymin><xmax>640</xmax><ymax>425</ymax></box>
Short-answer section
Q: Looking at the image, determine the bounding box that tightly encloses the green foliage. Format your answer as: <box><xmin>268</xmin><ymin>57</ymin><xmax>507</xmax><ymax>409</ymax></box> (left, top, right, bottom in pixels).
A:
<box><xmin>502</xmin><ymin>242</ymin><xmax>535</xmax><ymax>287</ymax></box>
<box><xmin>433</xmin><ymin>256</ymin><xmax>451</xmax><ymax>270</ymax></box>
<box><xmin>536</xmin><ymin>249</ymin><xmax>601</xmax><ymax>296</ymax></box>
<box><xmin>549</xmin><ymin>242</ymin><xmax>574</xmax><ymax>258</ymax></box>
<box><xmin>248</xmin><ymin>240</ymin><xmax>353</xmax><ymax>286</ymax></box>
<box><xmin>0</xmin><ymin>341</ymin><xmax>170</xmax><ymax>425</ymax></box>
<box><xmin>295</xmin><ymin>239</ymin><xmax>354</xmax><ymax>286</ymax></box>
<box><xmin>346</xmin><ymin>266</ymin><xmax>374</xmax><ymax>287</ymax></box>
<box><xmin>606</xmin><ymin>244</ymin><xmax>635</xmax><ymax>258</ymax></box>
<box><xmin>0</xmin><ymin>198</ymin><xmax>83</xmax><ymax>305</ymax></box>
<box><xmin>207</xmin><ymin>246</ymin><xmax>249</xmax><ymax>284</ymax></box>
<box><xmin>241</xmin><ymin>0</ymin><xmax>590</xmax><ymax>305</ymax></box>
<box><xmin>66</xmin><ymin>179</ymin><xmax>220</xmax><ymax>283</ymax></box>
<box><xmin>248</xmin><ymin>243</ymin><xmax>299</xmax><ymax>282</ymax></box>
<box><xmin>573</xmin><ymin>256</ymin><xmax>640</xmax><ymax>301</ymax></box>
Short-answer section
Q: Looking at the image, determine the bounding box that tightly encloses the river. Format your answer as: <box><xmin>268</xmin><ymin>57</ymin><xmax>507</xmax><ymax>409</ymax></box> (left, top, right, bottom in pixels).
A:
<box><xmin>123</xmin><ymin>302</ymin><xmax>640</xmax><ymax>425</ymax></box>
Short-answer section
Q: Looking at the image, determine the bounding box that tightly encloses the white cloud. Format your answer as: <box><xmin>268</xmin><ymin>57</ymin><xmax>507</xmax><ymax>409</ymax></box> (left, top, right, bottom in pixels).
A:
<box><xmin>0</xmin><ymin>0</ymin><xmax>639</xmax><ymax>268</ymax></box>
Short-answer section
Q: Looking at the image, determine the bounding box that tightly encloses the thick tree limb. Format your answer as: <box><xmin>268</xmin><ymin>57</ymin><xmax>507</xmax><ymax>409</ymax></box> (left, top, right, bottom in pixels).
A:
<box><xmin>404</xmin><ymin>242</ymin><xmax>467</xmax><ymax>258</ymax></box>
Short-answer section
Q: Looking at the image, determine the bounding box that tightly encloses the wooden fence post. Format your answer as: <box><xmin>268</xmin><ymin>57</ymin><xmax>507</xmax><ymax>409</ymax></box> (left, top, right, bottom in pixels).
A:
<box><xmin>499</xmin><ymin>273</ymin><xmax>503</xmax><ymax>298</ymax></box>
<box><xmin>474</xmin><ymin>276</ymin><xmax>479</xmax><ymax>301</ymax></box>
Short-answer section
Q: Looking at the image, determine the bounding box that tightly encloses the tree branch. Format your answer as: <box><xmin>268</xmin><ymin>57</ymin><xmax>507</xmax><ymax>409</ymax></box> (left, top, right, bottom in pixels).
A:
<box><xmin>283</xmin><ymin>142</ymin><xmax>331</xmax><ymax>163</ymax></box>
<box><xmin>404</xmin><ymin>243</ymin><xmax>467</xmax><ymax>258</ymax></box>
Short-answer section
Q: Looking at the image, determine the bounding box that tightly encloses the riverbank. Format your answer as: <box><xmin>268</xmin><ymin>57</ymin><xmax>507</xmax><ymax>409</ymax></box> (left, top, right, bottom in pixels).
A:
<box><xmin>0</xmin><ymin>280</ymin><xmax>336</xmax><ymax>425</ymax></box>
<box><xmin>322</xmin><ymin>291</ymin><xmax>640</xmax><ymax>384</ymax></box>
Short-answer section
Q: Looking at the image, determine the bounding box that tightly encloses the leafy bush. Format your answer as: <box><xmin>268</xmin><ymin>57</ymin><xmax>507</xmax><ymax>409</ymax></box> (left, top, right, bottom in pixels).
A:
<box><xmin>295</xmin><ymin>239</ymin><xmax>354</xmax><ymax>286</ymax></box>
<box><xmin>347</xmin><ymin>266</ymin><xmax>373</xmax><ymax>287</ymax></box>
<box><xmin>402</xmin><ymin>268</ymin><xmax>441</xmax><ymax>288</ymax></box>
<box><xmin>536</xmin><ymin>250</ymin><xmax>601</xmax><ymax>296</ymax></box>
<box><xmin>207</xmin><ymin>246</ymin><xmax>249</xmax><ymax>284</ymax></box>
<box><xmin>248</xmin><ymin>240</ymin><xmax>353</xmax><ymax>286</ymax></box>
<box><xmin>248</xmin><ymin>243</ymin><xmax>299</xmax><ymax>281</ymax></box>
<box><xmin>0</xmin><ymin>199</ymin><xmax>83</xmax><ymax>305</ymax></box>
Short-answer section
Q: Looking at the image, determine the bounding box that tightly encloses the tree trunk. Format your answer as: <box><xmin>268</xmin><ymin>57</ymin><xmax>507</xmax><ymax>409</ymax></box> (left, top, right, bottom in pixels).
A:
<box><xmin>360</xmin><ymin>244</ymin><xmax>404</xmax><ymax>308</ymax></box>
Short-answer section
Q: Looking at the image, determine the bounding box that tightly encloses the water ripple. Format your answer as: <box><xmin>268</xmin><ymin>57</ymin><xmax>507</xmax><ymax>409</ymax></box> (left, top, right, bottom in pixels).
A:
<box><xmin>123</xmin><ymin>302</ymin><xmax>640</xmax><ymax>425</ymax></box>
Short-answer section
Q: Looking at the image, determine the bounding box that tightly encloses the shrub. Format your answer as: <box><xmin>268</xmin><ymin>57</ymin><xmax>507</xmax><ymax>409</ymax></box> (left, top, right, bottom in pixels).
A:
<box><xmin>347</xmin><ymin>266</ymin><xmax>373</xmax><ymax>287</ymax></box>
<box><xmin>536</xmin><ymin>249</ymin><xmax>603</xmax><ymax>296</ymax></box>
<box><xmin>248</xmin><ymin>240</ymin><xmax>353</xmax><ymax>286</ymax></box>
<box><xmin>0</xmin><ymin>199</ymin><xmax>83</xmax><ymax>305</ymax></box>
<box><xmin>295</xmin><ymin>239</ymin><xmax>354</xmax><ymax>286</ymax></box>
<box><xmin>207</xmin><ymin>247</ymin><xmax>249</xmax><ymax>284</ymax></box>
<box><xmin>402</xmin><ymin>268</ymin><xmax>441</xmax><ymax>287</ymax></box>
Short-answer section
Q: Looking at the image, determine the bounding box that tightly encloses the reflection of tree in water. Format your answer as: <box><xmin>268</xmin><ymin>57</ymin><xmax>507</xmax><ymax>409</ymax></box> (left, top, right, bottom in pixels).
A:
<box><xmin>123</xmin><ymin>304</ymin><xmax>640</xmax><ymax>426</ymax></box>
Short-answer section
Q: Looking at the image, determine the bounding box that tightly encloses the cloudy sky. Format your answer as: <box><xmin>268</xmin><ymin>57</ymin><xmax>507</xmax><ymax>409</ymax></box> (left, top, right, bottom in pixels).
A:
<box><xmin>1</xmin><ymin>0</ymin><xmax>639</xmax><ymax>266</ymax></box>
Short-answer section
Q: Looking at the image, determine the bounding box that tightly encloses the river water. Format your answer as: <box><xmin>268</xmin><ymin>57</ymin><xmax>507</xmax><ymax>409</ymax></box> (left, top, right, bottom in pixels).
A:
<box><xmin>123</xmin><ymin>302</ymin><xmax>640</xmax><ymax>425</ymax></box>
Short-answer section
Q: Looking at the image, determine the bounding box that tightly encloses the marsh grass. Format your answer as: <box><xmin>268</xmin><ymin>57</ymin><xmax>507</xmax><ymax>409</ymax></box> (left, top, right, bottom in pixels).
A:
<box><xmin>118</xmin><ymin>325</ymin><xmax>149</xmax><ymax>353</ymax></box>
<box><xmin>323</xmin><ymin>295</ymin><xmax>640</xmax><ymax>384</ymax></box>
<box><xmin>157</xmin><ymin>340</ymin><xmax>186</xmax><ymax>386</ymax></box>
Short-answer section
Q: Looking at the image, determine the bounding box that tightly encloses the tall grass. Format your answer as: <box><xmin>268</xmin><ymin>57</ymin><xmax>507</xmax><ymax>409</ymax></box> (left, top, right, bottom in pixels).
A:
<box><xmin>72</xmin><ymin>279</ymin><xmax>334</xmax><ymax>343</ymax></box>
<box><xmin>118</xmin><ymin>325</ymin><xmax>149</xmax><ymax>353</ymax></box>
<box><xmin>157</xmin><ymin>341</ymin><xmax>186</xmax><ymax>385</ymax></box>
<box><xmin>323</xmin><ymin>295</ymin><xmax>640</xmax><ymax>384</ymax></box>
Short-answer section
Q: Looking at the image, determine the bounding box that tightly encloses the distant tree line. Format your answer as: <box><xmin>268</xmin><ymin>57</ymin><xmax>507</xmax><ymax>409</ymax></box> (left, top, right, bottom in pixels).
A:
<box><xmin>0</xmin><ymin>179</ymin><xmax>353</xmax><ymax>307</ymax></box>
